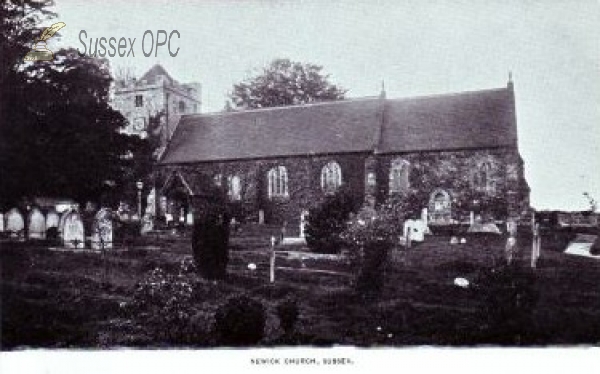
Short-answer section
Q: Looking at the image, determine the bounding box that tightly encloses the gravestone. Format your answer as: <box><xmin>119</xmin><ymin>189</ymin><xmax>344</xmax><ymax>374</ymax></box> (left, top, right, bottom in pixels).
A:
<box><xmin>470</xmin><ymin>211</ymin><xmax>475</xmax><ymax>225</ymax></box>
<box><xmin>91</xmin><ymin>208</ymin><xmax>113</xmax><ymax>249</ymax></box>
<box><xmin>46</xmin><ymin>209</ymin><xmax>60</xmax><ymax>229</ymax></box>
<box><xmin>420</xmin><ymin>208</ymin><xmax>431</xmax><ymax>235</ymax></box>
<box><xmin>141</xmin><ymin>213</ymin><xmax>154</xmax><ymax>235</ymax></box>
<box><xmin>0</xmin><ymin>212</ymin><xmax>4</xmax><ymax>232</ymax></box>
<box><xmin>63</xmin><ymin>211</ymin><xmax>85</xmax><ymax>248</ymax></box>
<box><xmin>258</xmin><ymin>209</ymin><xmax>265</xmax><ymax>225</ymax></box>
<box><xmin>58</xmin><ymin>209</ymin><xmax>71</xmax><ymax>238</ymax></box>
<box><xmin>145</xmin><ymin>188</ymin><xmax>156</xmax><ymax>216</ymax></box>
<box><xmin>299</xmin><ymin>210</ymin><xmax>309</xmax><ymax>238</ymax></box>
<box><xmin>186</xmin><ymin>212</ymin><xmax>194</xmax><ymax>225</ymax></box>
<box><xmin>27</xmin><ymin>207</ymin><xmax>46</xmax><ymax>240</ymax></box>
<box><xmin>6</xmin><ymin>208</ymin><xmax>25</xmax><ymax>239</ymax></box>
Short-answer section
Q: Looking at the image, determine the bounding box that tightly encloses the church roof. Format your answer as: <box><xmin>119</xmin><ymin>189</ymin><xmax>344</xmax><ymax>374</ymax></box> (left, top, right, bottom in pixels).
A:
<box><xmin>380</xmin><ymin>87</ymin><xmax>517</xmax><ymax>153</ymax></box>
<box><xmin>138</xmin><ymin>64</ymin><xmax>174</xmax><ymax>85</ymax></box>
<box><xmin>159</xmin><ymin>84</ymin><xmax>518</xmax><ymax>164</ymax></box>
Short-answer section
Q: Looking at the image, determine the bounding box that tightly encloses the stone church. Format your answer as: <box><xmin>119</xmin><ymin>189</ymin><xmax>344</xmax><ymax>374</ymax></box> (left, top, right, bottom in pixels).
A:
<box><xmin>156</xmin><ymin>78</ymin><xmax>530</xmax><ymax>229</ymax></box>
<box><xmin>111</xmin><ymin>64</ymin><xmax>202</xmax><ymax>147</ymax></box>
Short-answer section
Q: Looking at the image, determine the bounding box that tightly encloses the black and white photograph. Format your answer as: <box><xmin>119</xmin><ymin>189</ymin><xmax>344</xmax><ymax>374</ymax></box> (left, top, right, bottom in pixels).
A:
<box><xmin>1</xmin><ymin>0</ymin><xmax>599</xmax><ymax>372</ymax></box>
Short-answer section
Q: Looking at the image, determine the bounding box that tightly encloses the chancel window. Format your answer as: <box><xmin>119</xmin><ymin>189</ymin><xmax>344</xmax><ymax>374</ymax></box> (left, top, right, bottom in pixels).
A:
<box><xmin>389</xmin><ymin>158</ymin><xmax>410</xmax><ymax>194</ymax></box>
<box><xmin>227</xmin><ymin>175</ymin><xmax>242</xmax><ymax>201</ymax></box>
<box><xmin>267</xmin><ymin>166</ymin><xmax>288</xmax><ymax>199</ymax></box>
<box><xmin>321</xmin><ymin>161</ymin><xmax>342</xmax><ymax>193</ymax></box>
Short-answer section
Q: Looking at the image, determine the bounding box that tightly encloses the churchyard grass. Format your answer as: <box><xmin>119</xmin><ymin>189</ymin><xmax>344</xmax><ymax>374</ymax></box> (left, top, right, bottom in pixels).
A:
<box><xmin>1</xmin><ymin>227</ymin><xmax>599</xmax><ymax>348</ymax></box>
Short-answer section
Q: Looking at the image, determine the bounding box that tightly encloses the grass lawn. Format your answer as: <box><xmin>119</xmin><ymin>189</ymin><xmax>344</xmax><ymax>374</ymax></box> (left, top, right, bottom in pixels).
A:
<box><xmin>1</xmin><ymin>228</ymin><xmax>599</xmax><ymax>349</ymax></box>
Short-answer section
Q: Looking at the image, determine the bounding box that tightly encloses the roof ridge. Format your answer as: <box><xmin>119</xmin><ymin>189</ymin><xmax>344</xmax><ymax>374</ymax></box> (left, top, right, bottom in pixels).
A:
<box><xmin>386</xmin><ymin>86</ymin><xmax>508</xmax><ymax>103</ymax></box>
<box><xmin>183</xmin><ymin>96</ymin><xmax>380</xmax><ymax>118</ymax></box>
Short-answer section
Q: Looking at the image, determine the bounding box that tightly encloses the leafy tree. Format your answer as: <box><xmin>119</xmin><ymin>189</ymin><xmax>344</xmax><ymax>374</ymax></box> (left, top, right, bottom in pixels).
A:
<box><xmin>229</xmin><ymin>58</ymin><xmax>346</xmax><ymax>109</ymax></box>
<box><xmin>0</xmin><ymin>1</ymin><xmax>147</xmax><ymax>209</ymax></box>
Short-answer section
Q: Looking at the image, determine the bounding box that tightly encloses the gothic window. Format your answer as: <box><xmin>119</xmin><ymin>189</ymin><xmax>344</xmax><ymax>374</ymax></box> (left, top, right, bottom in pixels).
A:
<box><xmin>473</xmin><ymin>161</ymin><xmax>493</xmax><ymax>192</ymax></box>
<box><xmin>179</xmin><ymin>101</ymin><xmax>185</xmax><ymax>113</ymax></box>
<box><xmin>389</xmin><ymin>158</ymin><xmax>410</xmax><ymax>194</ymax></box>
<box><xmin>227</xmin><ymin>175</ymin><xmax>242</xmax><ymax>201</ymax></box>
<box><xmin>321</xmin><ymin>161</ymin><xmax>342</xmax><ymax>193</ymax></box>
<box><xmin>267</xmin><ymin>166</ymin><xmax>288</xmax><ymax>199</ymax></box>
<box><xmin>135</xmin><ymin>95</ymin><xmax>143</xmax><ymax>107</ymax></box>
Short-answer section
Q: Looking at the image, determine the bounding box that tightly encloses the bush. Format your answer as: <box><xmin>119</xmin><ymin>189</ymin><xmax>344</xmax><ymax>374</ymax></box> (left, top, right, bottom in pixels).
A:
<box><xmin>305</xmin><ymin>187</ymin><xmax>359</xmax><ymax>254</ymax></box>
<box><xmin>341</xmin><ymin>201</ymin><xmax>403</xmax><ymax>298</ymax></box>
<box><xmin>130</xmin><ymin>258</ymin><xmax>210</xmax><ymax>344</ymax></box>
<box><xmin>276</xmin><ymin>298</ymin><xmax>300</xmax><ymax>334</ymax></box>
<box><xmin>192</xmin><ymin>212</ymin><xmax>230</xmax><ymax>280</ymax></box>
<box><xmin>214</xmin><ymin>295</ymin><xmax>266</xmax><ymax>346</ymax></box>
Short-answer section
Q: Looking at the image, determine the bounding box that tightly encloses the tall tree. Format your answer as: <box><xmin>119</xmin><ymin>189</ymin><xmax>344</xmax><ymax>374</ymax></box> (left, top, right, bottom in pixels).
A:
<box><xmin>0</xmin><ymin>1</ymin><xmax>147</xmax><ymax>209</ymax></box>
<box><xmin>229</xmin><ymin>58</ymin><xmax>347</xmax><ymax>109</ymax></box>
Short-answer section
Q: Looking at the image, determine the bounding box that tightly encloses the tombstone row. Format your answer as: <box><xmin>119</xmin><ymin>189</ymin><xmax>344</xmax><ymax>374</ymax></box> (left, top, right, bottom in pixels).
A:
<box><xmin>0</xmin><ymin>207</ymin><xmax>113</xmax><ymax>249</ymax></box>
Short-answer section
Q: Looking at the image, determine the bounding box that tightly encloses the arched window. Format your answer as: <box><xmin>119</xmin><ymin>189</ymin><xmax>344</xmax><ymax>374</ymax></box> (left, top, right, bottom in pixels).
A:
<box><xmin>473</xmin><ymin>161</ymin><xmax>492</xmax><ymax>192</ymax></box>
<box><xmin>389</xmin><ymin>158</ymin><xmax>410</xmax><ymax>194</ymax></box>
<box><xmin>321</xmin><ymin>161</ymin><xmax>342</xmax><ymax>193</ymax></box>
<box><xmin>227</xmin><ymin>175</ymin><xmax>242</xmax><ymax>201</ymax></box>
<box><xmin>178</xmin><ymin>101</ymin><xmax>185</xmax><ymax>113</ymax></box>
<box><xmin>267</xmin><ymin>166</ymin><xmax>288</xmax><ymax>199</ymax></box>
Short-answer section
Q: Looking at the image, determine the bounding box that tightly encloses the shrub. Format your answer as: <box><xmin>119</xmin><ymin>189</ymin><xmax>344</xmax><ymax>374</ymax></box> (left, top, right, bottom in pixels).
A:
<box><xmin>276</xmin><ymin>298</ymin><xmax>300</xmax><ymax>334</ymax></box>
<box><xmin>305</xmin><ymin>187</ymin><xmax>359</xmax><ymax>254</ymax></box>
<box><xmin>214</xmin><ymin>295</ymin><xmax>266</xmax><ymax>346</ymax></box>
<box><xmin>130</xmin><ymin>258</ymin><xmax>210</xmax><ymax>344</ymax></box>
<box><xmin>192</xmin><ymin>212</ymin><xmax>230</xmax><ymax>280</ymax></box>
<box><xmin>341</xmin><ymin>200</ymin><xmax>404</xmax><ymax>297</ymax></box>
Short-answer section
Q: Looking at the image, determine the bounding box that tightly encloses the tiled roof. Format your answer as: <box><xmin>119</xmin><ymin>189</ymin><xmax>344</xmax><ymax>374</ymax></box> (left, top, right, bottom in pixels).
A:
<box><xmin>160</xmin><ymin>97</ymin><xmax>381</xmax><ymax>163</ymax></box>
<box><xmin>159</xmin><ymin>85</ymin><xmax>517</xmax><ymax>164</ymax></box>
<box><xmin>379</xmin><ymin>87</ymin><xmax>517</xmax><ymax>153</ymax></box>
<box><xmin>139</xmin><ymin>64</ymin><xmax>174</xmax><ymax>85</ymax></box>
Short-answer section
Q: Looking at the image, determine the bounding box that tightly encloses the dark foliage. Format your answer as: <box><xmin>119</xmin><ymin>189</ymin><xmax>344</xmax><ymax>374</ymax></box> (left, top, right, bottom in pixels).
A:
<box><xmin>229</xmin><ymin>58</ymin><xmax>346</xmax><ymax>110</ymax></box>
<box><xmin>0</xmin><ymin>1</ymin><xmax>151</xmax><ymax>209</ymax></box>
<box><xmin>214</xmin><ymin>295</ymin><xmax>266</xmax><ymax>346</ymax></box>
<box><xmin>192</xmin><ymin>210</ymin><xmax>230</xmax><ymax>281</ymax></box>
<box><xmin>354</xmin><ymin>241</ymin><xmax>392</xmax><ymax>298</ymax></box>
<box><xmin>305</xmin><ymin>187</ymin><xmax>359</xmax><ymax>254</ymax></box>
<box><xmin>276</xmin><ymin>298</ymin><xmax>300</xmax><ymax>334</ymax></box>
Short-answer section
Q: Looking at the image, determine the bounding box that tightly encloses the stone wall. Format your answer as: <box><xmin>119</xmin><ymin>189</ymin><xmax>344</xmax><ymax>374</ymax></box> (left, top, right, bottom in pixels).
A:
<box><xmin>158</xmin><ymin>147</ymin><xmax>530</xmax><ymax>228</ymax></box>
<box><xmin>111</xmin><ymin>80</ymin><xmax>201</xmax><ymax>138</ymax></box>
<box><xmin>375</xmin><ymin>147</ymin><xmax>529</xmax><ymax>221</ymax></box>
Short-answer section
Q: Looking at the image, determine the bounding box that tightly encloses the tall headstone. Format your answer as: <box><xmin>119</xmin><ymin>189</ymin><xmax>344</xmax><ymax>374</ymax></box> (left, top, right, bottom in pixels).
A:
<box><xmin>6</xmin><ymin>208</ymin><xmax>25</xmax><ymax>239</ymax></box>
<box><xmin>470</xmin><ymin>211</ymin><xmax>475</xmax><ymax>226</ymax></box>
<box><xmin>141</xmin><ymin>213</ymin><xmax>154</xmax><ymax>235</ymax></box>
<box><xmin>91</xmin><ymin>208</ymin><xmax>113</xmax><ymax>249</ymax></box>
<box><xmin>186</xmin><ymin>212</ymin><xmax>194</xmax><ymax>225</ymax></box>
<box><xmin>58</xmin><ymin>209</ymin><xmax>71</xmax><ymax>238</ymax></box>
<box><xmin>0</xmin><ymin>212</ymin><xmax>4</xmax><ymax>232</ymax></box>
<box><xmin>27</xmin><ymin>207</ymin><xmax>46</xmax><ymax>240</ymax></box>
<box><xmin>145</xmin><ymin>188</ymin><xmax>156</xmax><ymax>216</ymax></box>
<box><xmin>258</xmin><ymin>209</ymin><xmax>265</xmax><ymax>225</ymax></box>
<box><xmin>299</xmin><ymin>210</ymin><xmax>309</xmax><ymax>238</ymax></box>
<box><xmin>63</xmin><ymin>211</ymin><xmax>85</xmax><ymax>248</ymax></box>
<box><xmin>46</xmin><ymin>209</ymin><xmax>60</xmax><ymax>229</ymax></box>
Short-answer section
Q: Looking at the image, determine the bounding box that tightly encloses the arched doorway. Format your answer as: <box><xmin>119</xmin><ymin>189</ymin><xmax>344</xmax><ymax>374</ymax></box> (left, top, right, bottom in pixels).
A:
<box><xmin>160</xmin><ymin>172</ymin><xmax>194</xmax><ymax>226</ymax></box>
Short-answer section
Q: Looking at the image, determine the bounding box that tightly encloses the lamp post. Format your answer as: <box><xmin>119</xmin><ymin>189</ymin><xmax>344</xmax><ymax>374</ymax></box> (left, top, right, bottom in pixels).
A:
<box><xmin>136</xmin><ymin>180</ymin><xmax>144</xmax><ymax>221</ymax></box>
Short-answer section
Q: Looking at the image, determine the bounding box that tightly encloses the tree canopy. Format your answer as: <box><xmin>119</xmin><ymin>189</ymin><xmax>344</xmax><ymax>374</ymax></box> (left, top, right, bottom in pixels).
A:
<box><xmin>0</xmin><ymin>1</ymin><xmax>148</xmax><ymax>209</ymax></box>
<box><xmin>229</xmin><ymin>58</ymin><xmax>346</xmax><ymax>110</ymax></box>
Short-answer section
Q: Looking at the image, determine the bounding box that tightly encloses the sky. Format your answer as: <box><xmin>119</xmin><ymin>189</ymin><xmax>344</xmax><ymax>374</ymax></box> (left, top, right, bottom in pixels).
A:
<box><xmin>48</xmin><ymin>0</ymin><xmax>600</xmax><ymax>211</ymax></box>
